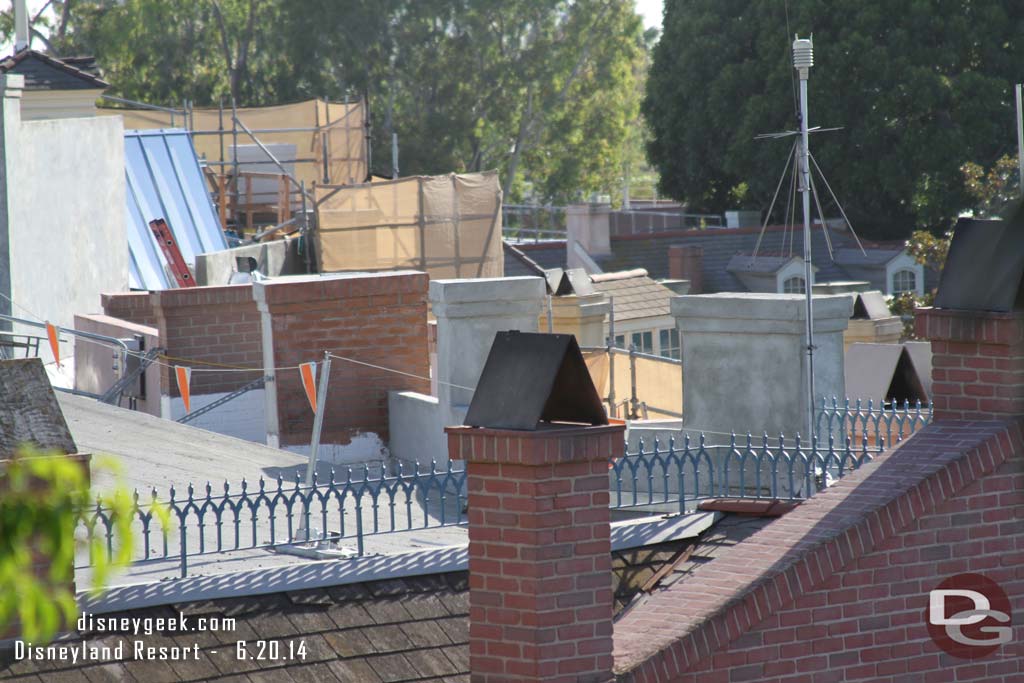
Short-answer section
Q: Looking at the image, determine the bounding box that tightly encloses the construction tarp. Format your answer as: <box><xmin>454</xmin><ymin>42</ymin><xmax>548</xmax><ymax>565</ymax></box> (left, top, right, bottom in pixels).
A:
<box><xmin>125</xmin><ymin>129</ymin><xmax>228</xmax><ymax>289</ymax></box>
<box><xmin>100</xmin><ymin>99</ymin><xmax>367</xmax><ymax>189</ymax></box>
<box><xmin>314</xmin><ymin>171</ymin><xmax>504</xmax><ymax>280</ymax></box>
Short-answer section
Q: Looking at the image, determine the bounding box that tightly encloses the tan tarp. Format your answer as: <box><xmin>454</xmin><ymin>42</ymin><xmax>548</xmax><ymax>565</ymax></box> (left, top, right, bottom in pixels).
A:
<box><xmin>584</xmin><ymin>349</ymin><xmax>683</xmax><ymax>419</ymax></box>
<box><xmin>99</xmin><ymin>99</ymin><xmax>367</xmax><ymax>188</ymax></box>
<box><xmin>314</xmin><ymin>171</ymin><xmax>504</xmax><ymax>280</ymax></box>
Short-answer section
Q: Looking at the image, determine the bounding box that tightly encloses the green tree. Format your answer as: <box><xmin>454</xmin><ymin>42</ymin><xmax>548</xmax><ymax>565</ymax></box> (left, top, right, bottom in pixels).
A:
<box><xmin>644</xmin><ymin>0</ymin><xmax>1024</xmax><ymax>239</ymax></box>
<box><xmin>282</xmin><ymin>0</ymin><xmax>648</xmax><ymax>202</ymax></box>
<box><xmin>0</xmin><ymin>448</ymin><xmax>146</xmax><ymax>644</ymax></box>
<box><xmin>44</xmin><ymin>0</ymin><xmax>287</xmax><ymax>107</ymax></box>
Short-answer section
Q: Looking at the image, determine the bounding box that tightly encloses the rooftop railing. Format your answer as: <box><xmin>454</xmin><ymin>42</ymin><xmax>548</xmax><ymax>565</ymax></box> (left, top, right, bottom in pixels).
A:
<box><xmin>76</xmin><ymin>400</ymin><xmax>931</xmax><ymax>579</ymax></box>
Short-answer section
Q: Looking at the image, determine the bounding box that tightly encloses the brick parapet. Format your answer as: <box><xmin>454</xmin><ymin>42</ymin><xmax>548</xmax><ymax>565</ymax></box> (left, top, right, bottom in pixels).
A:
<box><xmin>914</xmin><ymin>308</ymin><xmax>1024</xmax><ymax>420</ymax></box>
<box><xmin>613</xmin><ymin>418</ymin><xmax>1024</xmax><ymax>682</ymax></box>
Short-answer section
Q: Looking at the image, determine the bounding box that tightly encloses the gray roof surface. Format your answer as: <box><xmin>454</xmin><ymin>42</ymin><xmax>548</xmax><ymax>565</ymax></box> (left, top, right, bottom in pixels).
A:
<box><xmin>56</xmin><ymin>393</ymin><xmax>335</xmax><ymax>495</ymax></box>
<box><xmin>0</xmin><ymin>358</ymin><xmax>77</xmax><ymax>457</ymax></box>
<box><xmin>833</xmin><ymin>247</ymin><xmax>904</xmax><ymax>266</ymax></box>
<box><xmin>513</xmin><ymin>241</ymin><xmax>568</xmax><ymax>271</ymax></box>
<box><xmin>502</xmin><ymin>241</ymin><xmax>546</xmax><ymax>278</ymax></box>
<box><xmin>725</xmin><ymin>254</ymin><xmax>800</xmax><ymax>275</ymax></box>
<box><xmin>599</xmin><ymin>226</ymin><xmax>855</xmax><ymax>292</ymax></box>
<box><xmin>0</xmin><ymin>572</ymin><xmax>472</xmax><ymax>683</ymax></box>
<box><xmin>0</xmin><ymin>49</ymin><xmax>108</xmax><ymax>90</ymax></box>
<box><xmin>590</xmin><ymin>271</ymin><xmax>675</xmax><ymax>321</ymax></box>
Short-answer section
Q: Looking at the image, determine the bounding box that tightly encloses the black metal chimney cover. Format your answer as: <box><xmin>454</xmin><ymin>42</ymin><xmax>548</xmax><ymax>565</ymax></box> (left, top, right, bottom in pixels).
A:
<box><xmin>933</xmin><ymin>216</ymin><xmax>1024</xmax><ymax>312</ymax></box>
<box><xmin>463</xmin><ymin>331</ymin><xmax>608</xmax><ymax>431</ymax></box>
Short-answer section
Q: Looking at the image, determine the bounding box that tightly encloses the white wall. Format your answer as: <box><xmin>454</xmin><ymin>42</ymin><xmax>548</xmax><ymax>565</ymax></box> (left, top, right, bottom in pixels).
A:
<box><xmin>3</xmin><ymin>98</ymin><xmax>127</xmax><ymax>361</ymax></box>
<box><xmin>166</xmin><ymin>389</ymin><xmax>267</xmax><ymax>444</ymax></box>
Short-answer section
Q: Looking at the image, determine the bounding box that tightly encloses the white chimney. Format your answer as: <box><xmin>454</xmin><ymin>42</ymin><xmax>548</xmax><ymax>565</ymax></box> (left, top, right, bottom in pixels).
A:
<box><xmin>14</xmin><ymin>0</ymin><xmax>30</xmax><ymax>53</ymax></box>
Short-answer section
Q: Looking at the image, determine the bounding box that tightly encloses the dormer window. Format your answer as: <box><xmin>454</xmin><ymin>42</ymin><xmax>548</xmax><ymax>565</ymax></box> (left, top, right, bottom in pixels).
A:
<box><xmin>893</xmin><ymin>269</ymin><xmax>917</xmax><ymax>295</ymax></box>
<box><xmin>783</xmin><ymin>276</ymin><xmax>806</xmax><ymax>294</ymax></box>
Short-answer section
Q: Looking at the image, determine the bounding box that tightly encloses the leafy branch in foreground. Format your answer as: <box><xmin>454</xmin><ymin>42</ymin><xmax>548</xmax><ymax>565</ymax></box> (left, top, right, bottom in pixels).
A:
<box><xmin>0</xmin><ymin>448</ymin><xmax>167</xmax><ymax>644</ymax></box>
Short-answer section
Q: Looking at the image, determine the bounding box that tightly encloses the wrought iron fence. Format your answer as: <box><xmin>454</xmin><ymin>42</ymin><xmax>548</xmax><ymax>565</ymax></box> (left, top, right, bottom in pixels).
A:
<box><xmin>78</xmin><ymin>462</ymin><xmax>466</xmax><ymax>578</ymax></box>
<box><xmin>77</xmin><ymin>400</ymin><xmax>932</xmax><ymax>579</ymax></box>
<box><xmin>611</xmin><ymin>400</ymin><xmax>933</xmax><ymax>514</ymax></box>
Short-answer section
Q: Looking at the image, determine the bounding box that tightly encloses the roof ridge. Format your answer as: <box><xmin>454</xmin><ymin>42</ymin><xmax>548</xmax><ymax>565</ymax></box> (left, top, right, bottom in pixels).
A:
<box><xmin>613</xmin><ymin>418</ymin><xmax>1024</xmax><ymax>679</ymax></box>
<box><xmin>591</xmin><ymin>268</ymin><xmax>649</xmax><ymax>282</ymax></box>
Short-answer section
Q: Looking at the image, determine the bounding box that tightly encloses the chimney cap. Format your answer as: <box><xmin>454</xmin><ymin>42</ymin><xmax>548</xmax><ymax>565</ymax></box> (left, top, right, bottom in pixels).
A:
<box><xmin>464</xmin><ymin>331</ymin><xmax>607</xmax><ymax>431</ymax></box>
<box><xmin>934</xmin><ymin>216</ymin><xmax>1024</xmax><ymax>312</ymax></box>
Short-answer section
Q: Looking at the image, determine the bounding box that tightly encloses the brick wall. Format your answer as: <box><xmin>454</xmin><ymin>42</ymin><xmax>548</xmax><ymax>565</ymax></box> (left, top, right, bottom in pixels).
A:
<box><xmin>150</xmin><ymin>285</ymin><xmax>263</xmax><ymax>397</ymax></box>
<box><xmin>613</xmin><ymin>420</ymin><xmax>1024</xmax><ymax>683</ymax></box>
<box><xmin>448</xmin><ymin>421</ymin><xmax>626</xmax><ymax>683</ymax></box>
<box><xmin>100</xmin><ymin>285</ymin><xmax>263</xmax><ymax>398</ymax></box>
<box><xmin>915</xmin><ymin>308</ymin><xmax>1024</xmax><ymax>420</ymax></box>
<box><xmin>101</xmin><ymin>291</ymin><xmax>156</xmax><ymax>327</ymax></box>
<box><xmin>255</xmin><ymin>272</ymin><xmax>430</xmax><ymax>447</ymax></box>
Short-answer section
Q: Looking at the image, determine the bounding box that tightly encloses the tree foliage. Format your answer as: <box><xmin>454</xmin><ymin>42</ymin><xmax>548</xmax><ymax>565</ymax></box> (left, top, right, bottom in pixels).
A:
<box><xmin>0</xmin><ymin>448</ymin><xmax>152</xmax><ymax>644</ymax></box>
<box><xmin>8</xmin><ymin>0</ymin><xmax>650</xmax><ymax>203</ymax></box>
<box><xmin>644</xmin><ymin>0</ymin><xmax>1024</xmax><ymax>239</ymax></box>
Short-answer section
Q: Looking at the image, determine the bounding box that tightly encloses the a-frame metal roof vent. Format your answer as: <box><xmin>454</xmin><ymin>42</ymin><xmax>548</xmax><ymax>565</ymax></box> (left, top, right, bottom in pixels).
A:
<box><xmin>464</xmin><ymin>331</ymin><xmax>607</xmax><ymax>431</ymax></box>
<box><xmin>934</xmin><ymin>216</ymin><xmax>1024</xmax><ymax>312</ymax></box>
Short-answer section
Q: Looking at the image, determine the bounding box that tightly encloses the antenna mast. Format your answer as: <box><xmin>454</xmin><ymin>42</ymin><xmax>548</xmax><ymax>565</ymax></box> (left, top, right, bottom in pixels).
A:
<box><xmin>793</xmin><ymin>35</ymin><xmax>816</xmax><ymax>440</ymax></box>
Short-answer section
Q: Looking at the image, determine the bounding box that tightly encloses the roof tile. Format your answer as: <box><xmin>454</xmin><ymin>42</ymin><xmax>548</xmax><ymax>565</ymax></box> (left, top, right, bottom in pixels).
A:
<box><xmin>365</xmin><ymin>653</ymin><xmax>421</xmax><ymax>683</ymax></box>
<box><xmin>327</xmin><ymin>658</ymin><xmax>384</xmax><ymax>683</ymax></box>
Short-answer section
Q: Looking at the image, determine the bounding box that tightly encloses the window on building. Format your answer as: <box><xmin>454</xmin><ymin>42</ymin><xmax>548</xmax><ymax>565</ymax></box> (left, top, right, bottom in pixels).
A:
<box><xmin>659</xmin><ymin>328</ymin><xmax>680</xmax><ymax>360</ymax></box>
<box><xmin>614</xmin><ymin>335</ymin><xmax>626</xmax><ymax>349</ymax></box>
<box><xmin>893</xmin><ymin>269</ymin><xmax>917</xmax><ymax>294</ymax></box>
<box><xmin>630</xmin><ymin>331</ymin><xmax>653</xmax><ymax>354</ymax></box>
<box><xmin>783</xmin><ymin>276</ymin><xmax>806</xmax><ymax>294</ymax></box>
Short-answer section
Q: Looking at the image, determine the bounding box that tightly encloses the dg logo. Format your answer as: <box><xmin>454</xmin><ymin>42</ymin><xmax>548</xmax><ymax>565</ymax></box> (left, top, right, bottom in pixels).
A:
<box><xmin>926</xmin><ymin>573</ymin><xmax>1013</xmax><ymax>659</ymax></box>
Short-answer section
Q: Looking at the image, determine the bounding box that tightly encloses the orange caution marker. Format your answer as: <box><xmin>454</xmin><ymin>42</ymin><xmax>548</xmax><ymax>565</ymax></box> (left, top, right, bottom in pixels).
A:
<box><xmin>46</xmin><ymin>322</ymin><xmax>60</xmax><ymax>367</ymax></box>
<box><xmin>300</xmin><ymin>362</ymin><xmax>318</xmax><ymax>413</ymax></box>
<box><xmin>175</xmin><ymin>366</ymin><xmax>192</xmax><ymax>413</ymax></box>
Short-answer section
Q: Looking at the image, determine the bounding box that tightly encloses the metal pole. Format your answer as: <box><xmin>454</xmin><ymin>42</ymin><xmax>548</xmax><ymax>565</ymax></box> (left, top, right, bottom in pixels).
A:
<box><xmin>607</xmin><ymin>296</ymin><xmax>616</xmax><ymax>418</ymax></box>
<box><xmin>546</xmin><ymin>295</ymin><xmax>554</xmax><ymax>333</ymax></box>
<box><xmin>392</xmin><ymin>132</ymin><xmax>399</xmax><ymax>179</ymax></box>
<box><xmin>1016</xmin><ymin>84</ymin><xmax>1024</xmax><ymax>196</ymax></box>
<box><xmin>301</xmin><ymin>180</ymin><xmax>313</xmax><ymax>274</ymax></box>
<box><xmin>795</xmin><ymin>37</ymin><xmax>816</xmax><ymax>440</ymax></box>
<box><xmin>304</xmin><ymin>352</ymin><xmax>332</xmax><ymax>487</ymax></box>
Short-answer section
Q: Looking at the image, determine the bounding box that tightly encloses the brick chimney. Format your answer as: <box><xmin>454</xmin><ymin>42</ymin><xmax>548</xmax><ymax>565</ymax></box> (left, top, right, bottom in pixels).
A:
<box><xmin>914</xmin><ymin>308</ymin><xmax>1024</xmax><ymax>421</ymax></box>
<box><xmin>446</xmin><ymin>330</ymin><xmax>624</xmax><ymax>683</ymax></box>
<box><xmin>447</xmin><ymin>422</ymin><xmax>624</xmax><ymax>682</ymax></box>
<box><xmin>668</xmin><ymin>245</ymin><xmax>703</xmax><ymax>294</ymax></box>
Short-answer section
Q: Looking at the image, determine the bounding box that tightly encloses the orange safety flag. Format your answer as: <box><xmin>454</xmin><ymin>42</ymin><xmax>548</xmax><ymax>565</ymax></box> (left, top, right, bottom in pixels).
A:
<box><xmin>175</xmin><ymin>366</ymin><xmax>192</xmax><ymax>413</ymax></box>
<box><xmin>46</xmin><ymin>322</ymin><xmax>60</xmax><ymax>367</ymax></box>
<box><xmin>299</xmin><ymin>361</ymin><xmax>318</xmax><ymax>413</ymax></box>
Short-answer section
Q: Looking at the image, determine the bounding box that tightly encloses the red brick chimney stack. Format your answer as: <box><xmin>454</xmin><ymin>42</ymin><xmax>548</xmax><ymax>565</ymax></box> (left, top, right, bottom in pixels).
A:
<box><xmin>447</xmin><ymin>421</ymin><xmax>625</xmax><ymax>683</ymax></box>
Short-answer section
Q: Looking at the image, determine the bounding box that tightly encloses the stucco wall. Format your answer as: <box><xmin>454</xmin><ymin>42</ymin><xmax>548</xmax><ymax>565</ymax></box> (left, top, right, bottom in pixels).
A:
<box><xmin>5</xmin><ymin>113</ymin><xmax>126</xmax><ymax>361</ymax></box>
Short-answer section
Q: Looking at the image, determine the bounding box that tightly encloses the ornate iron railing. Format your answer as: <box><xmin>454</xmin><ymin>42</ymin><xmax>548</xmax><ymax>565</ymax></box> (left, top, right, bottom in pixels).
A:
<box><xmin>77</xmin><ymin>401</ymin><xmax>932</xmax><ymax>579</ymax></box>
<box><xmin>78</xmin><ymin>462</ymin><xmax>466</xmax><ymax>578</ymax></box>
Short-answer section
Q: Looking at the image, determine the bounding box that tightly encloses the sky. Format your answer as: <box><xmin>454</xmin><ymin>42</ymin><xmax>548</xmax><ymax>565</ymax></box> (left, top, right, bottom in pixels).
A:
<box><xmin>635</xmin><ymin>0</ymin><xmax>664</xmax><ymax>30</ymax></box>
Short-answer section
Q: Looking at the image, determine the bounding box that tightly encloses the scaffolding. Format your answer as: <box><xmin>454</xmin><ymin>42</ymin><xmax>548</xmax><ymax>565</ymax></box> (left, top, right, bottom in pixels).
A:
<box><xmin>99</xmin><ymin>96</ymin><xmax>369</xmax><ymax>236</ymax></box>
<box><xmin>314</xmin><ymin>171</ymin><xmax>504</xmax><ymax>280</ymax></box>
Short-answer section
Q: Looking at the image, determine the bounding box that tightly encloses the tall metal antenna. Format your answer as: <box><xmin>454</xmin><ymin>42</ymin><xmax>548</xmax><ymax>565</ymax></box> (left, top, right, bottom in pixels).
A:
<box><xmin>793</xmin><ymin>35</ymin><xmax>816</xmax><ymax>441</ymax></box>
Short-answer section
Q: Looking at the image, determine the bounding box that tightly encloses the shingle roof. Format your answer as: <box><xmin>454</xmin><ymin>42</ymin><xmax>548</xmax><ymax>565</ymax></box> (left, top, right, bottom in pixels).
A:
<box><xmin>0</xmin><ymin>49</ymin><xmax>108</xmax><ymax>91</ymax></box>
<box><xmin>725</xmin><ymin>254</ymin><xmax>800</xmax><ymax>275</ymax></box>
<box><xmin>0</xmin><ymin>572</ymin><xmax>471</xmax><ymax>683</ymax></box>
<box><xmin>833</xmin><ymin>247</ymin><xmax>903</xmax><ymax>266</ymax></box>
<box><xmin>0</xmin><ymin>358</ymin><xmax>77</xmax><ymax>457</ymax></box>
<box><xmin>599</xmin><ymin>226</ymin><xmax>854</xmax><ymax>292</ymax></box>
<box><xmin>590</xmin><ymin>270</ymin><xmax>675</xmax><ymax>321</ymax></box>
